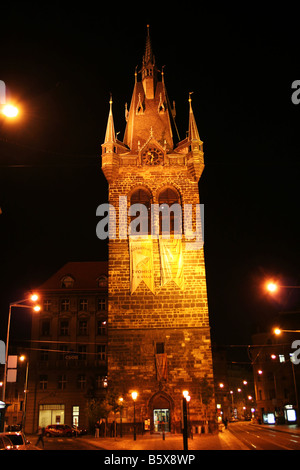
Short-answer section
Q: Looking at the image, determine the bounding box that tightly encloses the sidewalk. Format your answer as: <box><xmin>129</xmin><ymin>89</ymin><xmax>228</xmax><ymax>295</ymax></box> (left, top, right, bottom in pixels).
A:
<box><xmin>81</xmin><ymin>430</ymin><xmax>248</xmax><ymax>451</ymax></box>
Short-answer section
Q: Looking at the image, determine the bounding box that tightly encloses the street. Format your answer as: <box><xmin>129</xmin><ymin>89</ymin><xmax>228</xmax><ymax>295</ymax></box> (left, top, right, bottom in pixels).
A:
<box><xmin>228</xmin><ymin>421</ymin><xmax>300</xmax><ymax>450</ymax></box>
<box><xmin>26</xmin><ymin>422</ymin><xmax>300</xmax><ymax>451</ymax></box>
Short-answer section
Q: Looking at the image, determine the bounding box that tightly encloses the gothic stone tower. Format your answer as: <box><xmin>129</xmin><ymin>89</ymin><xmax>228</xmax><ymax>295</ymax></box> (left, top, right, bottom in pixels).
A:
<box><xmin>101</xmin><ymin>26</ymin><xmax>215</xmax><ymax>433</ymax></box>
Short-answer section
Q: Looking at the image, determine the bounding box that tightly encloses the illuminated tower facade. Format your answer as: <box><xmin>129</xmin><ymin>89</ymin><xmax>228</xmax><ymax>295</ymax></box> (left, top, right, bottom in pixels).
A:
<box><xmin>101</xmin><ymin>26</ymin><xmax>215</xmax><ymax>432</ymax></box>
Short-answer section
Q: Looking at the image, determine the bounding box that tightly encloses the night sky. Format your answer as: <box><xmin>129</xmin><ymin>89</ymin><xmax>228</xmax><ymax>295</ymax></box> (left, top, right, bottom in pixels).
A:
<box><xmin>0</xmin><ymin>5</ymin><xmax>299</xmax><ymax>354</ymax></box>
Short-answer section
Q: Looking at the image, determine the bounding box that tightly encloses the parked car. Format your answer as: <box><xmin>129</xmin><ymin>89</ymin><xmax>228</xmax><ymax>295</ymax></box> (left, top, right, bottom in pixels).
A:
<box><xmin>2</xmin><ymin>432</ymin><xmax>40</xmax><ymax>450</ymax></box>
<box><xmin>0</xmin><ymin>434</ymin><xmax>14</xmax><ymax>450</ymax></box>
<box><xmin>45</xmin><ymin>424</ymin><xmax>75</xmax><ymax>437</ymax></box>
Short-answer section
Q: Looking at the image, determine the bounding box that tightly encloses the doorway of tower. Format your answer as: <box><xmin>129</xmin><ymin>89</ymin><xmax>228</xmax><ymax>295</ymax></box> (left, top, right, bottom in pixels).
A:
<box><xmin>153</xmin><ymin>409</ymin><xmax>170</xmax><ymax>432</ymax></box>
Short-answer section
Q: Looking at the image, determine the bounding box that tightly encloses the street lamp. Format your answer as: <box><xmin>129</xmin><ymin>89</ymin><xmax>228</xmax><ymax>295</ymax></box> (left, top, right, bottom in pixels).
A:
<box><xmin>182</xmin><ymin>390</ymin><xmax>189</xmax><ymax>451</ymax></box>
<box><xmin>1</xmin><ymin>104</ymin><xmax>19</xmax><ymax>118</ymax></box>
<box><xmin>131</xmin><ymin>391</ymin><xmax>138</xmax><ymax>441</ymax></box>
<box><xmin>266</xmin><ymin>281</ymin><xmax>300</xmax><ymax>293</ymax></box>
<box><xmin>119</xmin><ymin>397</ymin><xmax>123</xmax><ymax>438</ymax></box>
<box><xmin>2</xmin><ymin>294</ymin><xmax>40</xmax><ymax>402</ymax></box>
<box><xmin>19</xmin><ymin>355</ymin><xmax>29</xmax><ymax>431</ymax></box>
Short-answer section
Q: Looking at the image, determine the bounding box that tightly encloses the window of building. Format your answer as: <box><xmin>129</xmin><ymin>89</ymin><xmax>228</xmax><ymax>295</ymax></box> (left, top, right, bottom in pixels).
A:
<box><xmin>39</xmin><ymin>404</ymin><xmax>65</xmax><ymax>427</ymax></box>
<box><xmin>79</xmin><ymin>299</ymin><xmax>88</xmax><ymax>311</ymax></box>
<box><xmin>61</xmin><ymin>275</ymin><xmax>74</xmax><ymax>288</ymax></box>
<box><xmin>98</xmin><ymin>276</ymin><xmax>108</xmax><ymax>288</ymax></box>
<box><xmin>39</xmin><ymin>375</ymin><xmax>48</xmax><ymax>390</ymax></box>
<box><xmin>130</xmin><ymin>188</ymin><xmax>152</xmax><ymax>235</ymax></box>
<box><xmin>77</xmin><ymin>374</ymin><xmax>86</xmax><ymax>390</ymax></box>
<box><xmin>97</xmin><ymin>345</ymin><xmax>106</xmax><ymax>361</ymax></box>
<box><xmin>60</xmin><ymin>320</ymin><xmax>69</xmax><ymax>336</ymax></box>
<box><xmin>43</xmin><ymin>300</ymin><xmax>52</xmax><ymax>311</ymax></box>
<box><xmin>73</xmin><ymin>406</ymin><xmax>80</xmax><ymax>427</ymax></box>
<box><xmin>97</xmin><ymin>319</ymin><xmax>107</xmax><ymax>336</ymax></box>
<box><xmin>156</xmin><ymin>342</ymin><xmax>165</xmax><ymax>354</ymax></box>
<box><xmin>60</xmin><ymin>299</ymin><xmax>70</xmax><ymax>312</ymax></box>
<box><xmin>58</xmin><ymin>374</ymin><xmax>67</xmax><ymax>390</ymax></box>
<box><xmin>158</xmin><ymin>187</ymin><xmax>181</xmax><ymax>235</ymax></box>
<box><xmin>279</xmin><ymin>354</ymin><xmax>285</xmax><ymax>363</ymax></box>
<box><xmin>41</xmin><ymin>320</ymin><xmax>51</xmax><ymax>336</ymax></box>
<box><xmin>78</xmin><ymin>320</ymin><xmax>88</xmax><ymax>336</ymax></box>
<box><xmin>96</xmin><ymin>375</ymin><xmax>108</xmax><ymax>389</ymax></box>
<box><xmin>97</xmin><ymin>298</ymin><xmax>107</xmax><ymax>311</ymax></box>
<box><xmin>78</xmin><ymin>345</ymin><xmax>87</xmax><ymax>360</ymax></box>
<box><xmin>40</xmin><ymin>346</ymin><xmax>49</xmax><ymax>361</ymax></box>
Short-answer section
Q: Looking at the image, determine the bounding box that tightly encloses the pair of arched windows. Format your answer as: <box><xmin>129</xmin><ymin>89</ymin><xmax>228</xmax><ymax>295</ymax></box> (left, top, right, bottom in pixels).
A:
<box><xmin>130</xmin><ymin>187</ymin><xmax>181</xmax><ymax>236</ymax></box>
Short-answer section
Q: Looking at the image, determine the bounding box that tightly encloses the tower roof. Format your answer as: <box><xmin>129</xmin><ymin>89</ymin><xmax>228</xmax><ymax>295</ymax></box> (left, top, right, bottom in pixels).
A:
<box><xmin>123</xmin><ymin>26</ymin><xmax>176</xmax><ymax>152</ymax></box>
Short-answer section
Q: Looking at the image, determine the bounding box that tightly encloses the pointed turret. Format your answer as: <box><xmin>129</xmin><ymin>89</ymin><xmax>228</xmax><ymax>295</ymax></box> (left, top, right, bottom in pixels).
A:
<box><xmin>186</xmin><ymin>93</ymin><xmax>204</xmax><ymax>181</ymax></box>
<box><xmin>102</xmin><ymin>95</ymin><xmax>128</xmax><ymax>182</ymax></box>
<box><xmin>188</xmin><ymin>92</ymin><xmax>201</xmax><ymax>142</ymax></box>
<box><xmin>104</xmin><ymin>94</ymin><xmax>116</xmax><ymax>144</ymax></box>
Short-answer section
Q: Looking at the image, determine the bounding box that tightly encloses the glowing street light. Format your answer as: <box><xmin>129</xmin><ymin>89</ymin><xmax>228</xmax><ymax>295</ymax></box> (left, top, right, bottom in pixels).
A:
<box><xmin>266</xmin><ymin>282</ymin><xmax>278</xmax><ymax>293</ymax></box>
<box><xmin>131</xmin><ymin>391</ymin><xmax>138</xmax><ymax>441</ymax></box>
<box><xmin>2</xmin><ymin>104</ymin><xmax>19</xmax><ymax>118</ymax></box>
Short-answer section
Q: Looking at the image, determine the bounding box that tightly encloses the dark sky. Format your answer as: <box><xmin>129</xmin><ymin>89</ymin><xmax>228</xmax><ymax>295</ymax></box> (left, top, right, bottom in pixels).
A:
<box><xmin>0</xmin><ymin>5</ymin><xmax>300</xmax><ymax>352</ymax></box>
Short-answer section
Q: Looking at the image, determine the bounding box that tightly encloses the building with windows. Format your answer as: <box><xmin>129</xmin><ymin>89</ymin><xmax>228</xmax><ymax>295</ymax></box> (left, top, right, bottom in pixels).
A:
<box><xmin>101</xmin><ymin>26</ymin><xmax>215</xmax><ymax>433</ymax></box>
<box><xmin>25</xmin><ymin>261</ymin><xmax>108</xmax><ymax>433</ymax></box>
<box><xmin>251</xmin><ymin>331</ymin><xmax>300</xmax><ymax>425</ymax></box>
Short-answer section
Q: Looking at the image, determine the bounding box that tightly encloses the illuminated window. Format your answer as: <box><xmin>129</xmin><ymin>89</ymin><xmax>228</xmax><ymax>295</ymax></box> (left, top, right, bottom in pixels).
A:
<box><xmin>279</xmin><ymin>354</ymin><xmax>285</xmax><ymax>363</ymax></box>
<box><xmin>73</xmin><ymin>406</ymin><xmax>79</xmax><ymax>427</ymax></box>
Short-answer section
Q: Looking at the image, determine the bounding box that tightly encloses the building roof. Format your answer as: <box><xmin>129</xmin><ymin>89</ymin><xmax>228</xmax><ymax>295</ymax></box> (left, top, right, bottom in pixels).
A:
<box><xmin>38</xmin><ymin>261</ymin><xmax>108</xmax><ymax>290</ymax></box>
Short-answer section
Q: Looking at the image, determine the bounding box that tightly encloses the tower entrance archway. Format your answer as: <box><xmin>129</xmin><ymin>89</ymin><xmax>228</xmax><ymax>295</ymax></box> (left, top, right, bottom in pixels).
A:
<box><xmin>148</xmin><ymin>392</ymin><xmax>173</xmax><ymax>433</ymax></box>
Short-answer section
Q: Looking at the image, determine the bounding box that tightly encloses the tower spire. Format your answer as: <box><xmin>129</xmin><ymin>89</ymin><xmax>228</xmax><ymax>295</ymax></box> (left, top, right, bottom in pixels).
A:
<box><xmin>188</xmin><ymin>92</ymin><xmax>200</xmax><ymax>142</ymax></box>
<box><xmin>143</xmin><ymin>24</ymin><xmax>154</xmax><ymax>66</ymax></box>
<box><xmin>104</xmin><ymin>94</ymin><xmax>116</xmax><ymax>143</ymax></box>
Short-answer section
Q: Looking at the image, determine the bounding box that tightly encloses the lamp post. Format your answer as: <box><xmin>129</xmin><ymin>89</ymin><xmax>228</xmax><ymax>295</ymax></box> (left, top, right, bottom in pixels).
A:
<box><xmin>131</xmin><ymin>391</ymin><xmax>138</xmax><ymax>441</ymax></box>
<box><xmin>119</xmin><ymin>397</ymin><xmax>123</xmax><ymax>438</ymax></box>
<box><xmin>19</xmin><ymin>355</ymin><xmax>29</xmax><ymax>431</ymax></box>
<box><xmin>2</xmin><ymin>295</ymin><xmax>40</xmax><ymax>402</ymax></box>
<box><xmin>182</xmin><ymin>390</ymin><xmax>189</xmax><ymax>451</ymax></box>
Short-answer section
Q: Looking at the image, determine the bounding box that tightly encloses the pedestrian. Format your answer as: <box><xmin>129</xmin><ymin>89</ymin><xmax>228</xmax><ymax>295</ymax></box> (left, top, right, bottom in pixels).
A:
<box><xmin>95</xmin><ymin>421</ymin><xmax>100</xmax><ymax>438</ymax></box>
<box><xmin>35</xmin><ymin>426</ymin><xmax>45</xmax><ymax>449</ymax></box>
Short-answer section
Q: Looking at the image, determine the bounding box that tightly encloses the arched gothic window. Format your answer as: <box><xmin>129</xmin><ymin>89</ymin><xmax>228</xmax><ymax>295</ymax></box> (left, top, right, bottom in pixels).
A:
<box><xmin>158</xmin><ymin>187</ymin><xmax>182</xmax><ymax>235</ymax></box>
<box><xmin>130</xmin><ymin>188</ymin><xmax>152</xmax><ymax>235</ymax></box>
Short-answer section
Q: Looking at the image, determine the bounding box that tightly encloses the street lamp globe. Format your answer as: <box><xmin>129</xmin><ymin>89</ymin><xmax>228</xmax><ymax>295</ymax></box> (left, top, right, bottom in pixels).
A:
<box><xmin>2</xmin><ymin>104</ymin><xmax>19</xmax><ymax>118</ymax></box>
